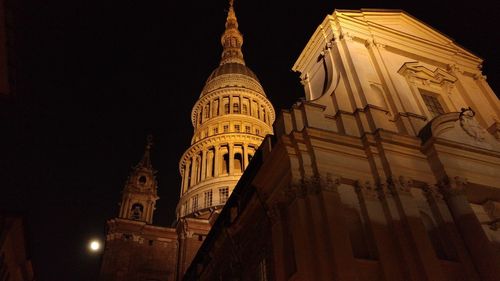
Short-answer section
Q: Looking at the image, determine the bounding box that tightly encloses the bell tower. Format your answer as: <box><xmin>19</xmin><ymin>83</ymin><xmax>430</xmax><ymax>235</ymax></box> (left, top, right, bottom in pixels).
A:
<box><xmin>118</xmin><ymin>135</ymin><xmax>158</xmax><ymax>224</ymax></box>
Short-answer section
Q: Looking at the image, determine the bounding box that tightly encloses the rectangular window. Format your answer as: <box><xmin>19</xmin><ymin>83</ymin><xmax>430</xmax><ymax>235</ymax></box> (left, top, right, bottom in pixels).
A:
<box><xmin>213</xmin><ymin>127</ymin><xmax>218</xmax><ymax>134</ymax></box>
<box><xmin>204</xmin><ymin>105</ymin><xmax>210</xmax><ymax>118</ymax></box>
<box><xmin>255</xmin><ymin>128</ymin><xmax>260</xmax><ymax>135</ymax></box>
<box><xmin>219</xmin><ymin>187</ymin><xmax>229</xmax><ymax>204</ymax></box>
<box><xmin>421</xmin><ymin>93</ymin><xmax>445</xmax><ymax>118</ymax></box>
<box><xmin>235</xmin><ymin>125</ymin><xmax>240</xmax><ymax>132</ymax></box>
<box><xmin>245</xmin><ymin>126</ymin><xmax>251</xmax><ymax>133</ymax></box>
<box><xmin>192</xmin><ymin>195</ymin><xmax>199</xmax><ymax>212</ymax></box>
<box><xmin>223</xmin><ymin>125</ymin><xmax>229</xmax><ymax>133</ymax></box>
<box><xmin>204</xmin><ymin>190</ymin><xmax>213</xmax><ymax>208</ymax></box>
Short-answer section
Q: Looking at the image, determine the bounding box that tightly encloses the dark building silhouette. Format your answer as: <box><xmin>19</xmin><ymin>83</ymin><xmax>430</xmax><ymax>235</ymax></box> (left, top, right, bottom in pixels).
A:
<box><xmin>0</xmin><ymin>214</ymin><xmax>35</xmax><ymax>281</ymax></box>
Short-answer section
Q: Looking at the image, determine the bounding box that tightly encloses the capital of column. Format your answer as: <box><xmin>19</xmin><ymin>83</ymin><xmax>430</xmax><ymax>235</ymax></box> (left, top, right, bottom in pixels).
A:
<box><xmin>423</xmin><ymin>184</ymin><xmax>444</xmax><ymax>201</ymax></box>
<box><xmin>438</xmin><ymin>176</ymin><xmax>468</xmax><ymax>199</ymax></box>
<box><xmin>320</xmin><ymin>173</ymin><xmax>340</xmax><ymax>192</ymax></box>
<box><xmin>266</xmin><ymin>203</ymin><xmax>281</xmax><ymax>225</ymax></box>
<box><xmin>355</xmin><ymin>179</ymin><xmax>380</xmax><ymax>200</ymax></box>
<box><xmin>388</xmin><ymin>175</ymin><xmax>413</xmax><ymax>196</ymax></box>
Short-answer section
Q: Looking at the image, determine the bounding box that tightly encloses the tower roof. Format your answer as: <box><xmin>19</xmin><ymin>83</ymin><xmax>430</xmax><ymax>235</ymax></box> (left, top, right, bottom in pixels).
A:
<box><xmin>201</xmin><ymin>0</ymin><xmax>264</xmax><ymax>97</ymax></box>
<box><xmin>135</xmin><ymin>135</ymin><xmax>154</xmax><ymax>170</ymax></box>
<box><xmin>219</xmin><ymin>0</ymin><xmax>245</xmax><ymax>66</ymax></box>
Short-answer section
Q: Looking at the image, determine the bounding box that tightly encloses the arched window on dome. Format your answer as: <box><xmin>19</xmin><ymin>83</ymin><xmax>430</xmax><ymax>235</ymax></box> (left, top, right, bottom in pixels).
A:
<box><xmin>234</xmin><ymin>153</ymin><xmax>243</xmax><ymax>173</ymax></box>
<box><xmin>233</xmin><ymin>103</ymin><xmax>240</xmax><ymax>114</ymax></box>
<box><xmin>204</xmin><ymin>104</ymin><xmax>210</xmax><ymax>119</ymax></box>
<box><xmin>242</xmin><ymin>104</ymin><xmax>248</xmax><ymax>115</ymax></box>
<box><xmin>224</xmin><ymin>103</ymin><xmax>230</xmax><ymax>114</ymax></box>
<box><xmin>212</xmin><ymin>100</ymin><xmax>219</xmax><ymax>117</ymax></box>
<box><xmin>222</xmin><ymin>153</ymin><xmax>230</xmax><ymax>174</ymax></box>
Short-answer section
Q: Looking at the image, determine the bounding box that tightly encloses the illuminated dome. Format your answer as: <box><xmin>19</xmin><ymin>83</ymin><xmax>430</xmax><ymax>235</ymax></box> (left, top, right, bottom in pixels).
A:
<box><xmin>176</xmin><ymin>0</ymin><xmax>275</xmax><ymax>219</ymax></box>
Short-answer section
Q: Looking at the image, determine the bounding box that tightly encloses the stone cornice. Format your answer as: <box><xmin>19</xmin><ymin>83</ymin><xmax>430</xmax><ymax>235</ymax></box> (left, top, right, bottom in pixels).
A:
<box><xmin>193</xmin><ymin>113</ymin><xmax>274</xmax><ymax>136</ymax></box>
<box><xmin>191</xmin><ymin>86</ymin><xmax>275</xmax><ymax>126</ymax></box>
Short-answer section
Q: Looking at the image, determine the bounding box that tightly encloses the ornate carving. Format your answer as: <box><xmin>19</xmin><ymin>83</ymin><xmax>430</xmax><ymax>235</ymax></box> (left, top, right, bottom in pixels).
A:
<box><xmin>288</xmin><ymin>179</ymin><xmax>305</xmax><ymax>199</ymax></box>
<box><xmin>483</xmin><ymin>200</ymin><xmax>500</xmax><ymax>221</ymax></box>
<box><xmin>355</xmin><ymin>179</ymin><xmax>379</xmax><ymax>200</ymax></box>
<box><xmin>473</xmin><ymin>73</ymin><xmax>486</xmax><ymax>81</ymax></box>
<box><xmin>439</xmin><ymin>176</ymin><xmax>468</xmax><ymax>198</ymax></box>
<box><xmin>488</xmin><ymin>221</ymin><xmax>499</xmax><ymax>231</ymax></box>
<box><xmin>320</xmin><ymin>173</ymin><xmax>340</xmax><ymax>192</ymax></box>
<box><xmin>303</xmin><ymin>175</ymin><xmax>321</xmax><ymax>195</ymax></box>
<box><xmin>364</xmin><ymin>39</ymin><xmax>374</xmax><ymax>48</ymax></box>
<box><xmin>300</xmin><ymin>73</ymin><xmax>310</xmax><ymax>86</ymax></box>
<box><xmin>266</xmin><ymin>204</ymin><xmax>281</xmax><ymax>225</ymax></box>
<box><xmin>340</xmin><ymin>31</ymin><xmax>353</xmax><ymax>41</ymax></box>
<box><xmin>377</xmin><ymin>181</ymin><xmax>392</xmax><ymax>199</ymax></box>
<box><xmin>423</xmin><ymin>184</ymin><xmax>444</xmax><ymax>201</ymax></box>
<box><xmin>288</xmin><ymin>174</ymin><xmax>330</xmax><ymax>199</ymax></box>
<box><xmin>389</xmin><ymin>176</ymin><xmax>413</xmax><ymax>195</ymax></box>
<box><xmin>460</xmin><ymin>107</ymin><xmax>486</xmax><ymax>142</ymax></box>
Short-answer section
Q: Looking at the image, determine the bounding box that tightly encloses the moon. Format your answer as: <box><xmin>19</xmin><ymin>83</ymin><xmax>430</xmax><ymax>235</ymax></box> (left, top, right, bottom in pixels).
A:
<box><xmin>89</xmin><ymin>240</ymin><xmax>101</xmax><ymax>252</ymax></box>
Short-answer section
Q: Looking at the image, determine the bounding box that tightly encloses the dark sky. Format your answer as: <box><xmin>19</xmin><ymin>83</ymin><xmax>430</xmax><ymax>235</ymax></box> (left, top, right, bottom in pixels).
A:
<box><xmin>1</xmin><ymin>0</ymin><xmax>499</xmax><ymax>280</ymax></box>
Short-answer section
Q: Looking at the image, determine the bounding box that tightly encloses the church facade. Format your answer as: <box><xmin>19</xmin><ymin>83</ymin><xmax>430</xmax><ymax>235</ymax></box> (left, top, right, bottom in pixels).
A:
<box><xmin>100</xmin><ymin>6</ymin><xmax>500</xmax><ymax>281</ymax></box>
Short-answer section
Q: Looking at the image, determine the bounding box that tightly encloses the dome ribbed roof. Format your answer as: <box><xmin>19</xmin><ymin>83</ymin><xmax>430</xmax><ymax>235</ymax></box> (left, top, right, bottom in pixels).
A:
<box><xmin>206</xmin><ymin>63</ymin><xmax>259</xmax><ymax>83</ymax></box>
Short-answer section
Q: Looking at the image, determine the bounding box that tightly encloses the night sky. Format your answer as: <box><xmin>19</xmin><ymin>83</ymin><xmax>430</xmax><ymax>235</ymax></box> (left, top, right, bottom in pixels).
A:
<box><xmin>1</xmin><ymin>0</ymin><xmax>499</xmax><ymax>280</ymax></box>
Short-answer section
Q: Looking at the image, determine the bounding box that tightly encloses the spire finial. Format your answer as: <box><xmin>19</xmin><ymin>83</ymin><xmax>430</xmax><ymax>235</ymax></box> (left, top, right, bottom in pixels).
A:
<box><xmin>220</xmin><ymin>0</ymin><xmax>245</xmax><ymax>65</ymax></box>
<box><xmin>138</xmin><ymin>134</ymin><xmax>153</xmax><ymax>169</ymax></box>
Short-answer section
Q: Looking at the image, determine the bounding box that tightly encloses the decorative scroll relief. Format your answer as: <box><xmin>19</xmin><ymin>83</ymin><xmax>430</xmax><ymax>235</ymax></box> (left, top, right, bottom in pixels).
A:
<box><xmin>459</xmin><ymin>107</ymin><xmax>486</xmax><ymax>142</ymax></box>
<box><xmin>483</xmin><ymin>200</ymin><xmax>500</xmax><ymax>230</ymax></box>
<box><xmin>287</xmin><ymin>173</ymin><xmax>341</xmax><ymax>200</ymax></box>
<box><xmin>398</xmin><ymin>62</ymin><xmax>457</xmax><ymax>90</ymax></box>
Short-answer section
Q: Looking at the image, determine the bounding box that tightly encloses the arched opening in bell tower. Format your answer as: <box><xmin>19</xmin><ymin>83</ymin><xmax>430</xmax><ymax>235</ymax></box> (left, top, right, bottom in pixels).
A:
<box><xmin>130</xmin><ymin>203</ymin><xmax>144</xmax><ymax>220</ymax></box>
